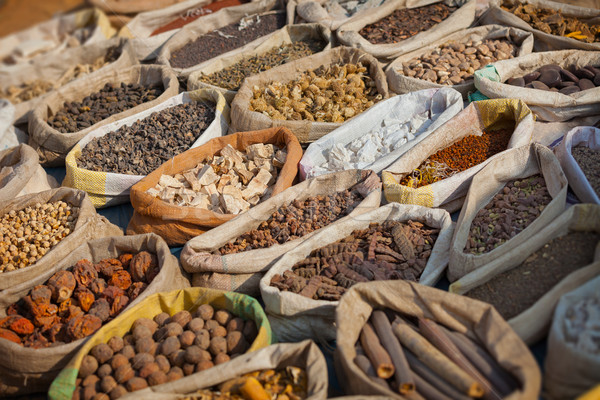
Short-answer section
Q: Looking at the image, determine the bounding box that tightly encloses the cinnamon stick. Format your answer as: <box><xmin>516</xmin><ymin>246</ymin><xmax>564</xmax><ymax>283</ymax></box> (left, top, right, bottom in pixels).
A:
<box><xmin>392</xmin><ymin>316</ymin><xmax>484</xmax><ymax>398</ymax></box>
<box><xmin>411</xmin><ymin>368</ymin><xmax>454</xmax><ymax>400</ymax></box>
<box><xmin>354</xmin><ymin>354</ymin><xmax>391</xmax><ymax>390</ymax></box>
<box><xmin>360</xmin><ymin>322</ymin><xmax>395</xmax><ymax>379</ymax></box>
<box><xmin>371</xmin><ymin>310</ymin><xmax>415</xmax><ymax>394</ymax></box>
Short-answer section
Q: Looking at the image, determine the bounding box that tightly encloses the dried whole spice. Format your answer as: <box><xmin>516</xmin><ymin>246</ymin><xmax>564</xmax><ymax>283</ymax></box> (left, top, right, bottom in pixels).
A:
<box><xmin>66</xmin><ymin>314</ymin><xmax>103</xmax><ymax>340</ymax></box>
<box><xmin>572</xmin><ymin>146</ymin><xmax>600</xmax><ymax>196</ymax></box>
<box><xmin>506</xmin><ymin>64</ymin><xmax>600</xmax><ymax>95</ymax></box>
<box><xmin>95</xmin><ymin>258</ymin><xmax>123</xmax><ymax>278</ymax></box>
<box><xmin>130</xmin><ymin>251</ymin><xmax>157</xmax><ymax>282</ymax></box>
<box><xmin>47</xmin><ymin>270</ymin><xmax>77</xmax><ymax>302</ymax></box>
<box><xmin>563</xmin><ymin>294</ymin><xmax>600</xmax><ymax>355</ymax></box>
<box><xmin>73</xmin><ymin>259</ymin><xmax>98</xmax><ymax>288</ymax></box>
<box><xmin>109</xmin><ymin>270</ymin><xmax>133</xmax><ymax>291</ymax></box>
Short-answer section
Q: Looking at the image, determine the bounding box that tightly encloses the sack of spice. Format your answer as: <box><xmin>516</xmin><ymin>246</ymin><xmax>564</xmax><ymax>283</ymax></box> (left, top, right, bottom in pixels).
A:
<box><xmin>335</xmin><ymin>0</ymin><xmax>476</xmax><ymax>63</ymax></box>
<box><xmin>480</xmin><ymin>0</ymin><xmax>600</xmax><ymax>51</ymax></box>
<box><xmin>474</xmin><ymin>50</ymin><xmax>600</xmax><ymax>122</ymax></box>
<box><xmin>180</xmin><ymin>169</ymin><xmax>382</xmax><ymax>297</ymax></box>
<box><xmin>28</xmin><ymin>64</ymin><xmax>179</xmax><ymax>167</ymax></box>
<box><xmin>0</xmin><ymin>37</ymin><xmax>137</xmax><ymax>125</ymax></box>
<box><xmin>299</xmin><ymin>87</ymin><xmax>463</xmax><ymax>180</ymax></box>
<box><xmin>230</xmin><ymin>46</ymin><xmax>389</xmax><ymax>143</ymax></box>
<box><xmin>382</xmin><ymin>98</ymin><xmax>534</xmax><ymax>212</ymax></box>
<box><xmin>187</xmin><ymin>23</ymin><xmax>334</xmax><ymax>103</ymax></box>
<box><xmin>62</xmin><ymin>89</ymin><xmax>230</xmax><ymax>208</ymax></box>
<box><xmin>386</xmin><ymin>25</ymin><xmax>534</xmax><ymax>100</ymax></box>
<box><xmin>47</xmin><ymin>286</ymin><xmax>272</xmax><ymax>400</ymax></box>
<box><xmin>555</xmin><ymin>126</ymin><xmax>600</xmax><ymax>204</ymax></box>
<box><xmin>287</xmin><ymin>0</ymin><xmax>388</xmax><ymax>30</ymax></box>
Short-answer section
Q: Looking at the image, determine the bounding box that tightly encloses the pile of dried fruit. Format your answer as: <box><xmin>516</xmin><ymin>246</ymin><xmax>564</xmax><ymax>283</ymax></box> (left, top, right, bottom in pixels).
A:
<box><xmin>249</xmin><ymin>62</ymin><xmax>382</xmax><ymax>123</ymax></box>
<box><xmin>0</xmin><ymin>252</ymin><xmax>157</xmax><ymax>348</ymax></box>
<box><xmin>563</xmin><ymin>293</ymin><xmax>600</xmax><ymax>355</ymax></box>
<box><xmin>572</xmin><ymin>146</ymin><xmax>600</xmax><ymax>196</ymax></box>
<box><xmin>0</xmin><ymin>201</ymin><xmax>78</xmax><ymax>273</ymax></box>
<box><xmin>270</xmin><ymin>220</ymin><xmax>440</xmax><ymax>300</ymax></box>
<box><xmin>71</xmin><ymin>305</ymin><xmax>258</xmax><ymax>399</ymax></box>
<box><xmin>507</xmin><ymin>64</ymin><xmax>600</xmax><ymax>94</ymax></box>
<box><xmin>147</xmin><ymin>143</ymin><xmax>287</xmax><ymax>214</ymax></box>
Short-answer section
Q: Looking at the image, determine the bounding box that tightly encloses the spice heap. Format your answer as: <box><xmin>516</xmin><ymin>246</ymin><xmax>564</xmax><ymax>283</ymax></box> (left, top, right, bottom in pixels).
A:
<box><xmin>324</xmin><ymin>0</ymin><xmax>386</xmax><ymax>19</ymax></box>
<box><xmin>354</xmin><ymin>310</ymin><xmax>518</xmax><ymax>398</ymax></box>
<box><xmin>0</xmin><ymin>252</ymin><xmax>157</xmax><ymax>348</ymax></box>
<box><xmin>183</xmin><ymin>366</ymin><xmax>308</xmax><ymax>400</ymax></box>
<box><xmin>400</xmin><ymin>128</ymin><xmax>513</xmax><ymax>188</ymax></box>
<box><xmin>198</xmin><ymin>39</ymin><xmax>326</xmax><ymax>91</ymax></box>
<box><xmin>506</xmin><ymin>64</ymin><xmax>600</xmax><ymax>95</ymax></box>
<box><xmin>399</xmin><ymin>39</ymin><xmax>516</xmax><ymax>85</ymax></box>
<box><xmin>564</xmin><ymin>294</ymin><xmax>600</xmax><ymax>355</ymax></box>
<box><xmin>216</xmin><ymin>187</ymin><xmax>364</xmax><ymax>255</ymax></box>
<box><xmin>148</xmin><ymin>143</ymin><xmax>286</xmax><ymax>214</ymax></box>
<box><xmin>70</xmin><ymin>305</ymin><xmax>259</xmax><ymax>399</ymax></box>
<box><xmin>0</xmin><ymin>201</ymin><xmax>78</xmax><ymax>273</ymax></box>
<box><xmin>250</xmin><ymin>63</ymin><xmax>382</xmax><ymax>123</ymax></box>
<box><xmin>170</xmin><ymin>13</ymin><xmax>287</xmax><ymax>69</ymax></box>
<box><xmin>270</xmin><ymin>220</ymin><xmax>439</xmax><ymax>300</ymax></box>
<box><xmin>465</xmin><ymin>174</ymin><xmax>552</xmax><ymax>254</ymax></box>
<box><xmin>572</xmin><ymin>146</ymin><xmax>600</xmax><ymax>196</ymax></box>
<box><xmin>359</xmin><ymin>2</ymin><xmax>457</xmax><ymax>45</ymax></box>
<box><xmin>47</xmin><ymin>83</ymin><xmax>164</xmax><ymax>133</ymax></box>
<box><xmin>466</xmin><ymin>232</ymin><xmax>600</xmax><ymax>319</ymax></box>
<box><xmin>77</xmin><ymin>101</ymin><xmax>216</xmax><ymax>176</ymax></box>
<box><xmin>501</xmin><ymin>0</ymin><xmax>600</xmax><ymax>43</ymax></box>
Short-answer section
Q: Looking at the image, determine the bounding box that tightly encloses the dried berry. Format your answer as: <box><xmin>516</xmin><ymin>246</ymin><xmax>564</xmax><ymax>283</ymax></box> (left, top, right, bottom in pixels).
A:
<box><xmin>132</xmin><ymin>353</ymin><xmax>154</xmax><ymax>370</ymax></box>
<box><xmin>214</xmin><ymin>310</ymin><xmax>232</xmax><ymax>327</ymax></box>
<box><xmin>100</xmin><ymin>375</ymin><xmax>118</xmax><ymax>393</ymax></box>
<box><xmin>196</xmin><ymin>360</ymin><xmax>214</xmax><ymax>372</ymax></box>
<box><xmin>135</xmin><ymin>336</ymin><xmax>157</xmax><ymax>355</ymax></box>
<box><xmin>168</xmin><ymin>349</ymin><xmax>187</xmax><ymax>368</ymax></box>
<box><xmin>119</xmin><ymin>345</ymin><xmax>136</xmax><ymax>360</ymax></box>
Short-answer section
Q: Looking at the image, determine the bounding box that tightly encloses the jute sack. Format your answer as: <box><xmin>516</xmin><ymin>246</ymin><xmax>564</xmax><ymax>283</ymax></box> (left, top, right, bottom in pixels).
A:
<box><xmin>480</xmin><ymin>0</ymin><xmax>600</xmax><ymax>51</ymax></box>
<box><xmin>63</xmin><ymin>89</ymin><xmax>230</xmax><ymax>208</ymax></box>
<box><xmin>0</xmin><ymin>100</ymin><xmax>28</xmax><ymax>150</ymax></box>
<box><xmin>382</xmin><ymin>98</ymin><xmax>535</xmax><ymax>212</ymax></box>
<box><xmin>0</xmin><ymin>144</ymin><xmax>58</xmax><ymax>203</ymax></box>
<box><xmin>0</xmin><ymin>37</ymin><xmax>138</xmax><ymax>125</ymax></box>
<box><xmin>48</xmin><ymin>287</ymin><xmax>273</xmax><ymax>400</ymax></box>
<box><xmin>555</xmin><ymin>126</ymin><xmax>600</xmax><ymax>204</ymax></box>
<box><xmin>287</xmin><ymin>0</ymin><xmax>386</xmax><ymax>30</ymax></box>
<box><xmin>230</xmin><ymin>46</ymin><xmax>389</xmax><ymax>143</ymax></box>
<box><xmin>127</xmin><ymin>127</ymin><xmax>302</xmax><ymax>246</ymax></box>
<box><xmin>187</xmin><ymin>23</ymin><xmax>334</xmax><ymax>103</ymax></box>
<box><xmin>450</xmin><ymin>204</ymin><xmax>600</xmax><ymax>345</ymax></box>
<box><xmin>0</xmin><ymin>233</ymin><xmax>188</xmax><ymax>396</ymax></box>
<box><xmin>260</xmin><ymin>203</ymin><xmax>453</xmax><ymax>342</ymax></box>
<box><xmin>386</xmin><ymin>25</ymin><xmax>534</xmax><ymax>99</ymax></box>
<box><xmin>180</xmin><ymin>169</ymin><xmax>382</xmax><ymax>297</ymax></box>
<box><xmin>28</xmin><ymin>64</ymin><xmax>179</xmax><ymax>167</ymax></box>
<box><xmin>156</xmin><ymin>0</ymin><xmax>282</xmax><ymax>77</ymax></box>
<box><xmin>334</xmin><ymin>280</ymin><xmax>541</xmax><ymax>399</ymax></box>
<box><xmin>473</xmin><ymin>50</ymin><xmax>600</xmax><ymax>122</ymax></box>
<box><xmin>299</xmin><ymin>87</ymin><xmax>464</xmax><ymax>180</ymax></box>
<box><xmin>0</xmin><ymin>188</ymin><xmax>122</xmax><ymax>291</ymax></box>
<box><xmin>335</xmin><ymin>0</ymin><xmax>476</xmax><ymax>62</ymax></box>
<box><xmin>544</xmin><ymin>273</ymin><xmax>600</xmax><ymax>400</ymax></box>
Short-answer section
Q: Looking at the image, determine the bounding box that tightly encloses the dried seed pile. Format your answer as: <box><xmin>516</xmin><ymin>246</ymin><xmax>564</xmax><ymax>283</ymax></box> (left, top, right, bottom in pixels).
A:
<box><xmin>270</xmin><ymin>221</ymin><xmax>439</xmax><ymax>300</ymax></box>
<box><xmin>359</xmin><ymin>2</ymin><xmax>457</xmax><ymax>45</ymax></box>
<box><xmin>465</xmin><ymin>174</ymin><xmax>552</xmax><ymax>254</ymax></box>
<box><xmin>506</xmin><ymin>64</ymin><xmax>600</xmax><ymax>95</ymax></box>
<box><xmin>563</xmin><ymin>294</ymin><xmax>600</xmax><ymax>355</ymax></box>
<box><xmin>71</xmin><ymin>305</ymin><xmax>259</xmax><ymax>399</ymax></box>
<box><xmin>0</xmin><ymin>201</ymin><xmax>78</xmax><ymax>273</ymax></box>
<box><xmin>572</xmin><ymin>146</ymin><xmax>600</xmax><ymax>196</ymax></box>
<box><xmin>250</xmin><ymin>63</ymin><xmax>382</xmax><ymax>123</ymax></box>
<box><xmin>170</xmin><ymin>13</ymin><xmax>287</xmax><ymax>69</ymax></box>
<box><xmin>47</xmin><ymin>82</ymin><xmax>164</xmax><ymax>133</ymax></box>
<box><xmin>198</xmin><ymin>39</ymin><xmax>326</xmax><ymax>91</ymax></box>
<box><xmin>77</xmin><ymin>101</ymin><xmax>216</xmax><ymax>176</ymax></box>
<box><xmin>217</xmin><ymin>188</ymin><xmax>365</xmax><ymax>255</ymax></box>
<box><xmin>0</xmin><ymin>252</ymin><xmax>157</xmax><ymax>348</ymax></box>
<box><xmin>465</xmin><ymin>231</ymin><xmax>600</xmax><ymax>319</ymax></box>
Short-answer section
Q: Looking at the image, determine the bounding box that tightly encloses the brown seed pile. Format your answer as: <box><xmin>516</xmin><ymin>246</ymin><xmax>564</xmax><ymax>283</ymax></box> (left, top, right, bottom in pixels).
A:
<box><xmin>572</xmin><ymin>146</ymin><xmax>600</xmax><ymax>196</ymax></box>
<box><xmin>506</xmin><ymin>64</ymin><xmax>600</xmax><ymax>95</ymax></box>
<box><xmin>465</xmin><ymin>174</ymin><xmax>552</xmax><ymax>254</ymax></box>
<box><xmin>270</xmin><ymin>221</ymin><xmax>440</xmax><ymax>300</ymax></box>
<box><xmin>71</xmin><ymin>305</ymin><xmax>259</xmax><ymax>399</ymax></box>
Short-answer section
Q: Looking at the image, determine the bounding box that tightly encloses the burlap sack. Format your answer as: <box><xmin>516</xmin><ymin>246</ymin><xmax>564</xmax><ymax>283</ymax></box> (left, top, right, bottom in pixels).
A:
<box><xmin>334</xmin><ymin>280</ymin><xmax>541</xmax><ymax>399</ymax></box>
<box><xmin>0</xmin><ymin>100</ymin><xmax>28</xmax><ymax>149</ymax></box>
<box><xmin>180</xmin><ymin>169</ymin><xmax>382</xmax><ymax>297</ymax></box>
<box><xmin>544</xmin><ymin>272</ymin><xmax>600</xmax><ymax>400</ymax></box>
<box><xmin>191</xmin><ymin>271</ymin><xmax>264</xmax><ymax>297</ymax></box>
<box><xmin>480</xmin><ymin>0</ymin><xmax>600</xmax><ymax>51</ymax></box>
<box><xmin>532</xmin><ymin>115</ymin><xmax>600</xmax><ymax>146</ymax></box>
<box><xmin>382</xmin><ymin>98</ymin><xmax>535</xmax><ymax>212</ymax></box>
<box><xmin>450</xmin><ymin>204</ymin><xmax>600</xmax><ymax>345</ymax></box>
<box><xmin>187</xmin><ymin>23</ymin><xmax>334</xmax><ymax>103</ymax></box>
<box><xmin>335</xmin><ymin>0</ymin><xmax>476</xmax><ymax>62</ymax></box>
<box><xmin>28</xmin><ymin>65</ymin><xmax>179</xmax><ymax>167</ymax></box>
<box><xmin>287</xmin><ymin>0</ymin><xmax>390</xmax><ymax>30</ymax></box>
<box><xmin>0</xmin><ymin>188</ymin><xmax>123</xmax><ymax>291</ymax></box>
<box><xmin>474</xmin><ymin>50</ymin><xmax>600</xmax><ymax>122</ymax></box>
<box><xmin>230</xmin><ymin>46</ymin><xmax>389</xmax><ymax>143</ymax></box>
<box><xmin>127</xmin><ymin>127</ymin><xmax>302</xmax><ymax>246</ymax></box>
<box><xmin>386</xmin><ymin>25</ymin><xmax>534</xmax><ymax>99</ymax></box>
<box><xmin>87</xmin><ymin>0</ymin><xmax>191</xmax><ymax>14</ymax></box>
<box><xmin>260</xmin><ymin>203</ymin><xmax>453</xmax><ymax>342</ymax></box>
<box><xmin>156</xmin><ymin>0</ymin><xmax>283</xmax><ymax>77</ymax></box>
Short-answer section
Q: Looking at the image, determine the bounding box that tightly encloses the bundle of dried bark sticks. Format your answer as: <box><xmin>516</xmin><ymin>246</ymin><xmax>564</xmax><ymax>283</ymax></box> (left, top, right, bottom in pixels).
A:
<box><xmin>355</xmin><ymin>310</ymin><xmax>520</xmax><ymax>399</ymax></box>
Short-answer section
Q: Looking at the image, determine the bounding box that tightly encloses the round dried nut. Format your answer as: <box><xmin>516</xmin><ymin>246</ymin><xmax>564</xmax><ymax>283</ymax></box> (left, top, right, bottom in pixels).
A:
<box><xmin>195</xmin><ymin>360</ymin><xmax>214</xmax><ymax>372</ymax></box>
<box><xmin>169</xmin><ymin>311</ymin><xmax>192</xmax><ymax>328</ymax></box>
<box><xmin>168</xmin><ymin>349</ymin><xmax>186</xmax><ymax>367</ymax></box>
<box><xmin>167</xmin><ymin>367</ymin><xmax>184</xmax><ymax>382</ymax></box>
<box><xmin>226</xmin><ymin>318</ymin><xmax>244</xmax><ymax>332</ymax></box>
<box><xmin>214</xmin><ymin>310</ymin><xmax>232</xmax><ymax>327</ymax></box>
<box><xmin>92</xmin><ymin>393</ymin><xmax>110</xmax><ymax>400</ymax></box>
<box><xmin>135</xmin><ymin>337</ymin><xmax>156</xmax><ymax>355</ymax></box>
<box><xmin>110</xmin><ymin>354</ymin><xmax>129</xmax><ymax>371</ymax></box>
<box><xmin>186</xmin><ymin>318</ymin><xmax>204</xmax><ymax>332</ymax></box>
<box><xmin>199</xmin><ymin>349</ymin><xmax>212</xmax><ymax>362</ymax></box>
<box><xmin>109</xmin><ymin>385</ymin><xmax>128</xmax><ymax>400</ymax></box>
<box><xmin>147</xmin><ymin>371</ymin><xmax>168</xmax><ymax>386</ymax></box>
<box><xmin>204</xmin><ymin>320</ymin><xmax>219</xmax><ymax>333</ymax></box>
<box><xmin>560</xmin><ymin>85</ymin><xmax>581</xmax><ymax>95</ymax></box>
<box><xmin>132</xmin><ymin>325</ymin><xmax>152</xmax><ymax>341</ymax></box>
<box><xmin>132</xmin><ymin>353</ymin><xmax>154</xmax><ymax>370</ymax></box>
<box><xmin>523</xmin><ymin>71</ymin><xmax>541</xmax><ymax>84</ymax></box>
<box><xmin>531</xmin><ymin>81</ymin><xmax>550</xmax><ymax>91</ymax></box>
<box><xmin>539</xmin><ymin>69</ymin><xmax>561</xmax><ymax>88</ymax></box>
<box><xmin>209</xmin><ymin>336</ymin><xmax>227</xmax><ymax>356</ymax></box>
<box><xmin>194</xmin><ymin>304</ymin><xmax>214</xmax><ymax>321</ymax></box>
<box><xmin>90</xmin><ymin>343</ymin><xmax>113</xmax><ymax>364</ymax></box>
<box><xmin>107</xmin><ymin>336</ymin><xmax>124</xmax><ymax>353</ymax></box>
<box><xmin>214</xmin><ymin>353</ymin><xmax>230</xmax><ymax>365</ymax></box>
<box><xmin>100</xmin><ymin>375</ymin><xmax>118</xmax><ymax>393</ymax></box>
<box><xmin>160</xmin><ymin>336</ymin><xmax>180</xmax><ymax>356</ymax></box>
<box><xmin>82</xmin><ymin>374</ymin><xmax>100</xmax><ymax>387</ymax></box>
<box><xmin>72</xmin><ymin>387</ymin><xmax>83</xmax><ymax>400</ymax></box>
<box><xmin>139</xmin><ymin>362</ymin><xmax>160</xmax><ymax>379</ymax></box>
<box><xmin>79</xmin><ymin>355</ymin><xmax>98</xmax><ymax>379</ymax></box>
<box><xmin>97</xmin><ymin>364</ymin><xmax>112</xmax><ymax>378</ymax></box>
<box><xmin>155</xmin><ymin>354</ymin><xmax>170</xmax><ymax>373</ymax></box>
<box><xmin>184</xmin><ymin>345</ymin><xmax>203</xmax><ymax>364</ymax></box>
<box><xmin>209</xmin><ymin>325</ymin><xmax>227</xmax><ymax>338</ymax></box>
<box><xmin>132</xmin><ymin>318</ymin><xmax>158</xmax><ymax>335</ymax></box>
<box><xmin>155</xmin><ymin>323</ymin><xmax>183</xmax><ymax>341</ymax></box>
<box><xmin>194</xmin><ymin>330</ymin><xmax>210</xmax><ymax>350</ymax></box>
<box><xmin>122</xmin><ymin>334</ymin><xmax>135</xmax><ymax>347</ymax></box>
<box><xmin>579</xmin><ymin>78</ymin><xmax>595</xmax><ymax>91</ymax></box>
<box><xmin>507</xmin><ymin>77</ymin><xmax>525</xmax><ymax>87</ymax></box>
<box><xmin>82</xmin><ymin>385</ymin><xmax>97</xmax><ymax>400</ymax></box>
<box><xmin>114</xmin><ymin>364</ymin><xmax>135</xmax><ymax>383</ymax></box>
<box><xmin>183</xmin><ymin>363</ymin><xmax>195</xmax><ymax>376</ymax></box>
<box><xmin>226</xmin><ymin>331</ymin><xmax>248</xmax><ymax>354</ymax></box>
<box><xmin>153</xmin><ymin>312</ymin><xmax>170</xmax><ymax>327</ymax></box>
<box><xmin>179</xmin><ymin>330</ymin><xmax>195</xmax><ymax>348</ymax></box>
<box><xmin>119</xmin><ymin>345</ymin><xmax>135</xmax><ymax>359</ymax></box>
<box><xmin>126</xmin><ymin>377</ymin><xmax>148</xmax><ymax>392</ymax></box>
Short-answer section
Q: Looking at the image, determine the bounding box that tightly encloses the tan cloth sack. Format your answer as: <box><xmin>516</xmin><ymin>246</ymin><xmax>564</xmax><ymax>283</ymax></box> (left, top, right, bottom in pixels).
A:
<box><xmin>87</xmin><ymin>0</ymin><xmax>190</xmax><ymax>15</ymax></box>
<box><xmin>287</xmin><ymin>0</ymin><xmax>387</xmax><ymax>30</ymax></box>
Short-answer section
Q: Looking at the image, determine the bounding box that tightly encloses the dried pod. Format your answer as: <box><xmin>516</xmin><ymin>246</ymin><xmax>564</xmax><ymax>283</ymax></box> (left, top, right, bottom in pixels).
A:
<box><xmin>47</xmin><ymin>270</ymin><xmax>77</xmax><ymax>302</ymax></box>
